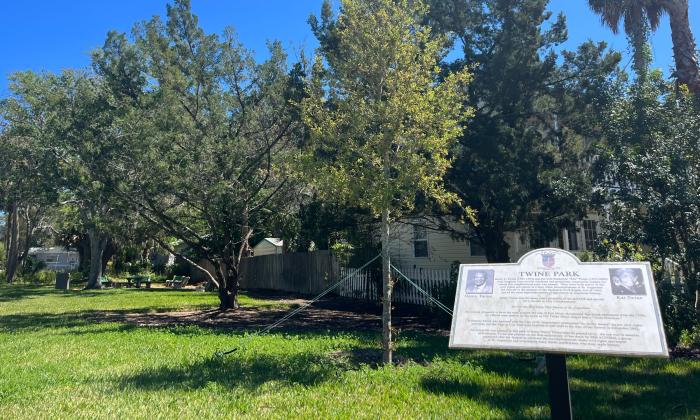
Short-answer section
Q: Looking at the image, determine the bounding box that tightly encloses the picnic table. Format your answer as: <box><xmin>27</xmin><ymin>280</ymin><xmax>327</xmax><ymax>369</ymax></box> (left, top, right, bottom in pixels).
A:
<box><xmin>126</xmin><ymin>275</ymin><xmax>152</xmax><ymax>289</ymax></box>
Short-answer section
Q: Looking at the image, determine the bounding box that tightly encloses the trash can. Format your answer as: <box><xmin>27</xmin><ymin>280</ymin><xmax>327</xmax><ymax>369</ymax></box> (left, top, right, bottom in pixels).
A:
<box><xmin>55</xmin><ymin>272</ymin><xmax>70</xmax><ymax>290</ymax></box>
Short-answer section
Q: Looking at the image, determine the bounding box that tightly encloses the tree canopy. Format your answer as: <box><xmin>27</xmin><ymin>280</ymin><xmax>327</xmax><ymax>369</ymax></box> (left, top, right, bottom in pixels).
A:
<box><xmin>429</xmin><ymin>0</ymin><xmax>623</xmax><ymax>262</ymax></box>
<box><xmin>303</xmin><ymin>0</ymin><xmax>472</xmax><ymax>363</ymax></box>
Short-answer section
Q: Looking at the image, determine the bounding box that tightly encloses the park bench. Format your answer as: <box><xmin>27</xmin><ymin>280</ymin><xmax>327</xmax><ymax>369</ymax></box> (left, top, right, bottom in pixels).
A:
<box><xmin>99</xmin><ymin>276</ymin><xmax>112</xmax><ymax>288</ymax></box>
<box><xmin>166</xmin><ymin>275</ymin><xmax>190</xmax><ymax>289</ymax></box>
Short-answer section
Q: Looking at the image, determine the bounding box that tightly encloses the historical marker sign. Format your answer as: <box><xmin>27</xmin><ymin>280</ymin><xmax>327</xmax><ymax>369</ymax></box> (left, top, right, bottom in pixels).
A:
<box><xmin>449</xmin><ymin>248</ymin><xmax>669</xmax><ymax>357</ymax></box>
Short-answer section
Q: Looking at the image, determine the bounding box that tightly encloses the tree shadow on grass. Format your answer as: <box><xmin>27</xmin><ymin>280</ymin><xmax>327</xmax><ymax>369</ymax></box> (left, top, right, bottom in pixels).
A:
<box><xmin>420</xmin><ymin>353</ymin><xmax>548</xmax><ymax>418</ymax></box>
<box><xmin>0</xmin><ymin>312</ymin><xmax>97</xmax><ymax>331</ymax></box>
<box><xmin>117</xmin><ymin>332</ymin><xmax>458</xmax><ymax>392</ymax></box>
<box><xmin>0</xmin><ymin>309</ymin><xmax>210</xmax><ymax>333</ymax></box>
<box><xmin>118</xmin><ymin>352</ymin><xmax>339</xmax><ymax>391</ymax></box>
<box><xmin>420</xmin><ymin>353</ymin><xmax>700</xmax><ymax>419</ymax></box>
<box><xmin>566</xmin><ymin>357</ymin><xmax>700</xmax><ymax>419</ymax></box>
<box><xmin>0</xmin><ymin>285</ymin><xmax>70</xmax><ymax>302</ymax></box>
<box><xmin>0</xmin><ymin>285</ymin><xmax>138</xmax><ymax>302</ymax></box>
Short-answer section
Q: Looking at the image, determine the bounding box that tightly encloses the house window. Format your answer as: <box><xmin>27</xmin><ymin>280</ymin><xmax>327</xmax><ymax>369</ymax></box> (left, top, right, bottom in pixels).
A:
<box><xmin>568</xmin><ymin>228</ymin><xmax>580</xmax><ymax>251</ymax></box>
<box><xmin>42</xmin><ymin>254</ymin><xmax>60</xmax><ymax>263</ymax></box>
<box><xmin>469</xmin><ymin>238</ymin><xmax>486</xmax><ymax>256</ymax></box>
<box><xmin>583</xmin><ymin>220</ymin><xmax>598</xmax><ymax>250</ymax></box>
<box><xmin>413</xmin><ymin>225</ymin><xmax>428</xmax><ymax>258</ymax></box>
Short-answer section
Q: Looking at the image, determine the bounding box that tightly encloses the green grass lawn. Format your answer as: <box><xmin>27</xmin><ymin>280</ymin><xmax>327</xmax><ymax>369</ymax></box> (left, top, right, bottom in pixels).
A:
<box><xmin>0</xmin><ymin>285</ymin><xmax>698</xmax><ymax>419</ymax></box>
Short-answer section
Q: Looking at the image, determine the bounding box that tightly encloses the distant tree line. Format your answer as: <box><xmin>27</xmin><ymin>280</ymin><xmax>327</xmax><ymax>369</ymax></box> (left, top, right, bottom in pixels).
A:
<box><xmin>0</xmin><ymin>0</ymin><xmax>698</xmax><ymax>344</ymax></box>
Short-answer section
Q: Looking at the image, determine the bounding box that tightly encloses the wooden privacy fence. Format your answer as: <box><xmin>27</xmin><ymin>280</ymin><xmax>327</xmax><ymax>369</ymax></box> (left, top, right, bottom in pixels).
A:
<box><xmin>239</xmin><ymin>250</ymin><xmax>338</xmax><ymax>295</ymax></box>
<box><xmin>337</xmin><ymin>266</ymin><xmax>455</xmax><ymax>307</ymax></box>
<box><xmin>240</xmin><ymin>251</ymin><xmax>455</xmax><ymax>308</ymax></box>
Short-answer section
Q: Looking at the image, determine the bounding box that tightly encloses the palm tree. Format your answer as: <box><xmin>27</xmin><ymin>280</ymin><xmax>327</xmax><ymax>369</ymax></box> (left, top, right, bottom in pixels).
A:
<box><xmin>588</xmin><ymin>0</ymin><xmax>661</xmax><ymax>76</ymax></box>
<box><xmin>662</xmin><ymin>0</ymin><xmax>700</xmax><ymax>94</ymax></box>
<box><xmin>588</xmin><ymin>0</ymin><xmax>699</xmax><ymax>94</ymax></box>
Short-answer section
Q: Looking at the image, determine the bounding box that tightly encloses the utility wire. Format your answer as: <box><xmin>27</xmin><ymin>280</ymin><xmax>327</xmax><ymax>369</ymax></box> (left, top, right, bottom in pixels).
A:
<box><xmin>216</xmin><ymin>253</ymin><xmax>381</xmax><ymax>356</ymax></box>
<box><xmin>216</xmin><ymin>255</ymin><xmax>456</xmax><ymax>358</ymax></box>
<box><xmin>391</xmin><ymin>264</ymin><xmax>454</xmax><ymax>317</ymax></box>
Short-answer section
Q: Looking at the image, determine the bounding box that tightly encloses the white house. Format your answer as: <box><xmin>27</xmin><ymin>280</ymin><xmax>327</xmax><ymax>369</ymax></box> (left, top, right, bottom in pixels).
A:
<box><xmin>389</xmin><ymin>215</ymin><xmax>602</xmax><ymax>271</ymax></box>
<box><xmin>28</xmin><ymin>247</ymin><xmax>80</xmax><ymax>271</ymax></box>
<box><xmin>252</xmin><ymin>238</ymin><xmax>284</xmax><ymax>256</ymax></box>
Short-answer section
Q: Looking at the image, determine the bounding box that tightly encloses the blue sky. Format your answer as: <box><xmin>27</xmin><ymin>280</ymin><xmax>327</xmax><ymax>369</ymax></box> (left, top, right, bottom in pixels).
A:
<box><xmin>1</xmin><ymin>1</ymin><xmax>698</xmax><ymax>96</ymax></box>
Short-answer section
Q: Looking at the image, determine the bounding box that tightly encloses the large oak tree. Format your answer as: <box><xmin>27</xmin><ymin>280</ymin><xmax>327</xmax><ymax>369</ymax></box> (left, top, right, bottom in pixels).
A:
<box><xmin>96</xmin><ymin>0</ymin><xmax>302</xmax><ymax>309</ymax></box>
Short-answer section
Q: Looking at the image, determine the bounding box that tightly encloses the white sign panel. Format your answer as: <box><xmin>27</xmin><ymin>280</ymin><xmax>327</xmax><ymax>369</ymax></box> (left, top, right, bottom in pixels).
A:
<box><xmin>449</xmin><ymin>248</ymin><xmax>669</xmax><ymax>357</ymax></box>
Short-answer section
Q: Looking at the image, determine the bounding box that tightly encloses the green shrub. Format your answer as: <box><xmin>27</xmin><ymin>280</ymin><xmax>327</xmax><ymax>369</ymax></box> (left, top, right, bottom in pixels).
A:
<box><xmin>68</xmin><ymin>271</ymin><xmax>85</xmax><ymax>283</ymax></box>
<box><xmin>678</xmin><ymin>325</ymin><xmax>700</xmax><ymax>350</ymax></box>
<box><xmin>151</xmin><ymin>259</ymin><xmax>168</xmax><ymax>275</ymax></box>
<box><xmin>656</xmin><ymin>281</ymin><xmax>699</xmax><ymax>346</ymax></box>
<box><xmin>25</xmin><ymin>270</ymin><xmax>57</xmax><ymax>285</ymax></box>
<box><xmin>24</xmin><ymin>256</ymin><xmax>47</xmax><ymax>274</ymax></box>
<box><xmin>330</xmin><ymin>241</ymin><xmax>355</xmax><ymax>266</ymax></box>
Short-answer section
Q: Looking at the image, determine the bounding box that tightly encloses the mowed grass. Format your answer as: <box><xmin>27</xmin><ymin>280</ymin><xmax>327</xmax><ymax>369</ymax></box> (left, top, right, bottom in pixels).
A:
<box><xmin>0</xmin><ymin>285</ymin><xmax>698</xmax><ymax>419</ymax></box>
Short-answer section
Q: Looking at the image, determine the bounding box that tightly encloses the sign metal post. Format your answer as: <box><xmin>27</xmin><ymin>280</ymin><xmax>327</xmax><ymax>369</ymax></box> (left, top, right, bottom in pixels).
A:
<box><xmin>545</xmin><ymin>353</ymin><xmax>572</xmax><ymax>420</ymax></box>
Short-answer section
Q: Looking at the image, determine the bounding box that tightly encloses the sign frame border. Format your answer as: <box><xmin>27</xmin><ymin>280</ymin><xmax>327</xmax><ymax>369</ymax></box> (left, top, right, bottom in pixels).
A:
<box><xmin>448</xmin><ymin>248</ymin><xmax>670</xmax><ymax>358</ymax></box>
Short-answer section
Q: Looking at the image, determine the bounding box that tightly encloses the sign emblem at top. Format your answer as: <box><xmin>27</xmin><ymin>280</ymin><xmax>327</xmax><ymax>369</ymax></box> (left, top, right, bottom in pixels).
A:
<box><xmin>542</xmin><ymin>252</ymin><xmax>556</xmax><ymax>268</ymax></box>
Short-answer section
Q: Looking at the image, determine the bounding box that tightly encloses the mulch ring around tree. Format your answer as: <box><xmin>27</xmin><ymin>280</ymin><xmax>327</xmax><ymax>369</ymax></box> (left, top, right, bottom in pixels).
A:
<box><xmin>94</xmin><ymin>289</ymin><xmax>452</xmax><ymax>335</ymax></box>
<box><xmin>87</xmin><ymin>289</ymin><xmax>700</xmax><ymax>361</ymax></box>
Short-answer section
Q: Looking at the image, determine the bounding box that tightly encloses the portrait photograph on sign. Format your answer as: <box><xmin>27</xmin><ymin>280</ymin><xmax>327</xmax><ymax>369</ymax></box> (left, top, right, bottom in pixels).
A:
<box><xmin>465</xmin><ymin>269</ymin><xmax>494</xmax><ymax>294</ymax></box>
<box><xmin>609</xmin><ymin>268</ymin><xmax>646</xmax><ymax>295</ymax></box>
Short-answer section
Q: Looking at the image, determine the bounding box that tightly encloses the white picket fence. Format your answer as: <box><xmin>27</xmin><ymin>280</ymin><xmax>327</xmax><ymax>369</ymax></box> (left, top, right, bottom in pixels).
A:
<box><xmin>337</xmin><ymin>266</ymin><xmax>454</xmax><ymax>307</ymax></box>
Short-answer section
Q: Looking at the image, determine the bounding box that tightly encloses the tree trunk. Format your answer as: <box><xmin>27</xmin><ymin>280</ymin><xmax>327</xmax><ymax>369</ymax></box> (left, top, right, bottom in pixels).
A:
<box><xmin>86</xmin><ymin>229</ymin><xmax>108</xmax><ymax>289</ymax></box>
<box><xmin>629</xmin><ymin>6</ymin><xmax>649</xmax><ymax>80</ymax></box>
<box><xmin>665</xmin><ymin>0</ymin><xmax>700</xmax><ymax>95</ymax></box>
<box><xmin>213</xmin><ymin>215</ymin><xmax>251</xmax><ymax>310</ymax></box>
<box><xmin>102</xmin><ymin>239</ymin><xmax>115</xmax><ymax>273</ymax></box>
<box><xmin>5</xmin><ymin>204</ymin><xmax>20</xmax><ymax>283</ymax></box>
<box><xmin>483</xmin><ymin>230</ymin><xmax>510</xmax><ymax>263</ymax></box>
<box><xmin>18</xmin><ymin>208</ymin><xmax>32</xmax><ymax>271</ymax></box>
<box><xmin>141</xmin><ymin>240</ymin><xmax>151</xmax><ymax>266</ymax></box>
<box><xmin>77</xmin><ymin>235</ymin><xmax>90</xmax><ymax>274</ymax></box>
<box><xmin>381</xmin><ymin>205</ymin><xmax>393</xmax><ymax>365</ymax></box>
<box><xmin>241</xmin><ymin>207</ymin><xmax>251</xmax><ymax>257</ymax></box>
<box><xmin>215</xmin><ymin>259</ymin><xmax>239</xmax><ymax>310</ymax></box>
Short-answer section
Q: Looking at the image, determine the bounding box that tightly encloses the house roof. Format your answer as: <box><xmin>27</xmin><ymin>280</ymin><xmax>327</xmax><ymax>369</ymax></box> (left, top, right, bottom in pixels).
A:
<box><xmin>254</xmin><ymin>238</ymin><xmax>283</xmax><ymax>248</ymax></box>
<box><xmin>28</xmin><ymin>247</ymin><xmax>77</xmax><ymax>254</ymax></box>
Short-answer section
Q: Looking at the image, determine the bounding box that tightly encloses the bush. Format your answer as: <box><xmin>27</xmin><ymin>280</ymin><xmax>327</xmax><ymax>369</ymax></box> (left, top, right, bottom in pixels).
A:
<box><xmin>68</xmin><ymin>271</ymin><xmax>85</xmax><ymax>283</ymax></box>
<box><xmin>656</xmin><ymin>281</ymin><xmax>699</xmax><ymax>346</ymax></box>
<box><xmin>151</xmin><ymin>259</ymin><xmax>168</xmax><ymax>275</ymax></box>
<box><xmin>330</xmin><ymin>241</ymin><xmax>355</xmax><ymax>266</ymax></box>
<box><xmin>678</xmin><ymin>325</ymin><xmax>700</xmax><ymax>350</ymax></box>
<box><xmin>26</xmin><ymin>270</ymin><xmax>57</xmax><ymax>285</ymax></box>
<box><xmin>24</xmin><ymin>256</ymin><xmax>47</xmax><ymax>275</ymax></box>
